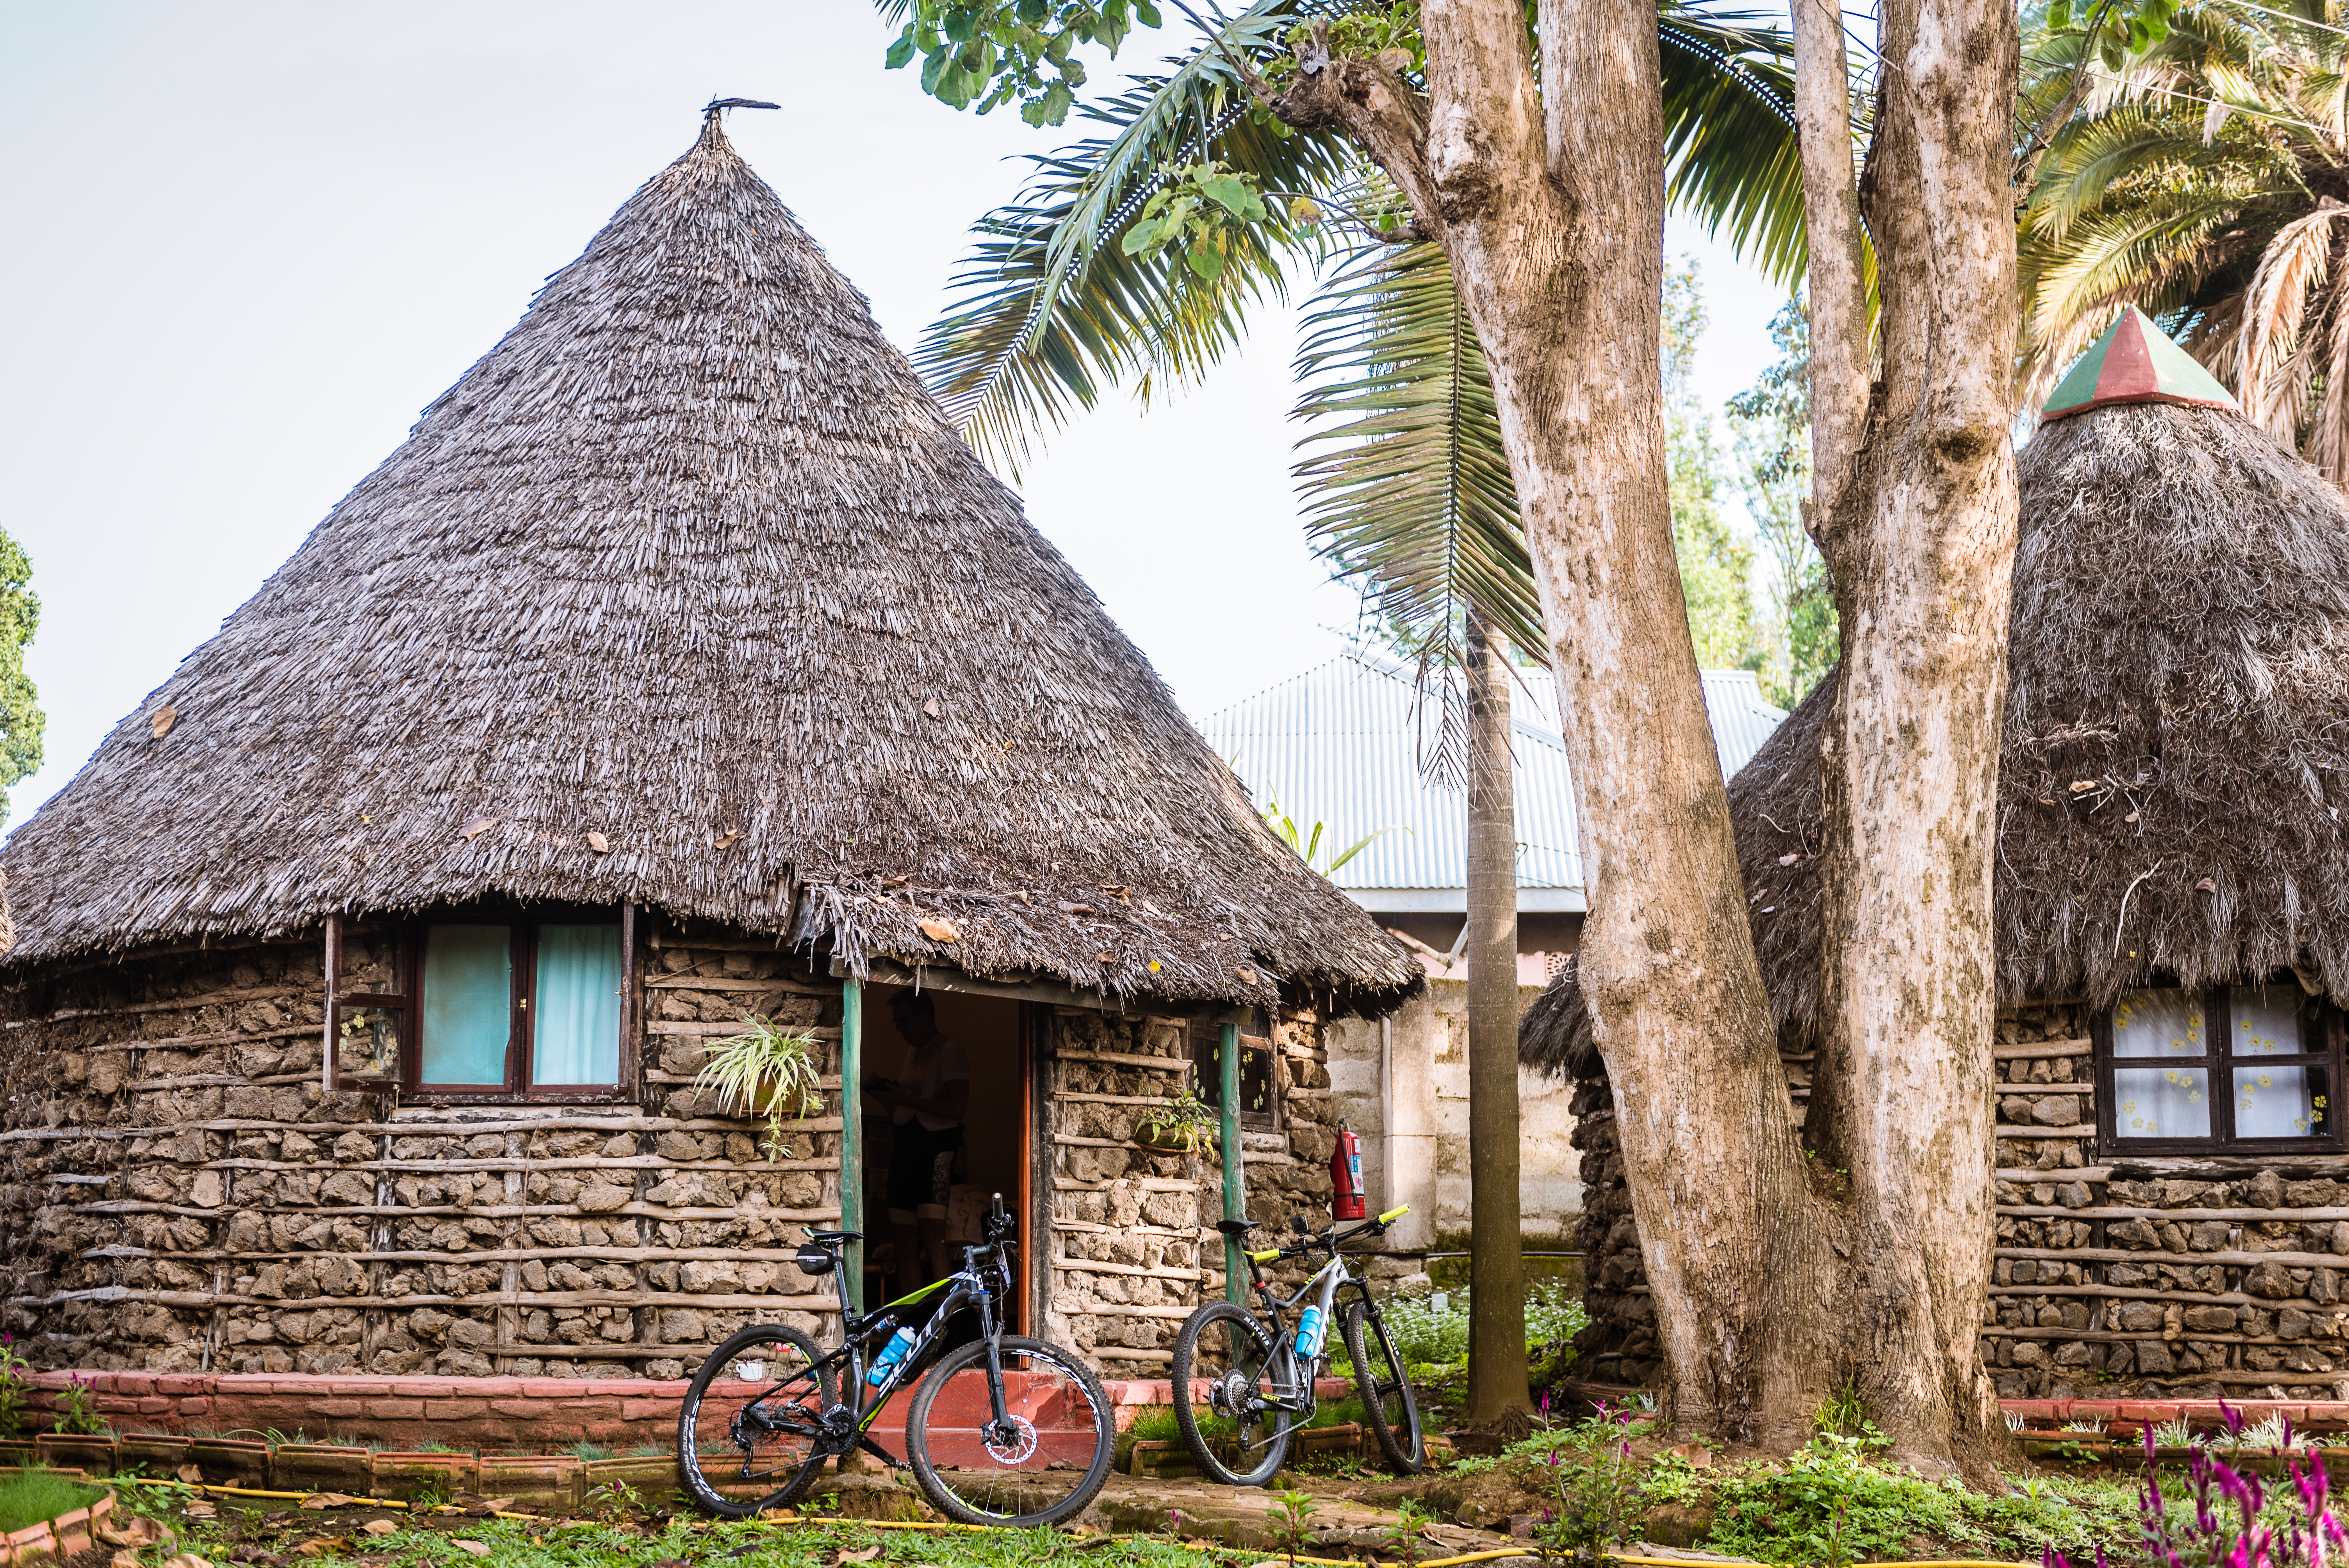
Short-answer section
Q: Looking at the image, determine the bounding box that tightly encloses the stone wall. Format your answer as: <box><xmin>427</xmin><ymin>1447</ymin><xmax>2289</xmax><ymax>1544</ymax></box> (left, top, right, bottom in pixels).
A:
<box><xmin>0</xmin><ymin>920</ymin><xmax>847</xmax><ymax>1378</ymax></box>
<box><xmin>1563</xmin><ymin>1002</ymin><xmax>2349</xmax><ymax>1401</ymax></box>
<box><xmin>1043</xmin><ymin>1005</ymin><xmax>1337</xmax><ymax>1373</ymax></box>
<box><xmin>0</xmin><ymin>921</ymin><xmax>1342</xmax><ymax>1386</ymax></box>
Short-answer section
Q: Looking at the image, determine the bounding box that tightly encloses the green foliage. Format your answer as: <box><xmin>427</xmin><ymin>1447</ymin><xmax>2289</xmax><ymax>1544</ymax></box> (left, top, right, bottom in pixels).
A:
<box><xmin>1292</xmin><ymin>237</ymin><xmax>1543</xmax><ymax>763</ymax></box>
<box><xmin>0</xmin><ymin>1470</ymin><xmax>105</xmax><ymax>1535</ymax></box>
<box><xmin>1536</xmin><ymin>1444</ymin><xmax>1642</xmax><ymax>1563</ymax></box>
<box><xmin>1707</xmin><ymin>1434</ymin><xmax>2142</xmax><ymax>1564</ymax></box>
<box><xmin>1134</xmin><ymin>1088</ymin><xmax>1217</xmax><ymax>1152</ymax></box>
<box><xmin>1343</xmin><ymin>1281</ymin><xmax>1585</xmax><ymax>1383</ymax></box>
<box><xmin>1118</xmin><ymin>158</ymin><xmax>1298</xmax><ymax>283</ymax></box>
<box><xmin>584</xmin><ymin>1476</ymin><xmax>648</xmax><ymax>1515</ymax></box>
<box><xmin>692</xmin><ymin>1016</ymin><xmax>824</xmax><ymax>1161</ymax></box>
<box><xmin>2018</xmin><ymin>0</ymin><xmax>2349</xmax><ymax>472</ymax></box>
<box><xmin>0</xmin><ymin>1336</ymin><xmax>33</xmax><ymax>1437</ymax></box>
<box><xmin>1259</xmin><ymin>788</ymin><xmax>1398</xmax><ymax>877</ymax></box>
<box><xmin>2040</xmin><ymin>0</ymin><xmax>2178</xmax><ymax>75</ymax></box>
<box><xmin>0</xmin><ymin>531</ymin><xmax>43</xmax><ymax>826</ymax></box>
<box><xmin>900</xmin><ymin>0</ymin><xmax>1804</xmax><ymax>484</ymax></box>
<box><xmin>1725</xmin><ymin>298</ymin><xmax>1836</xmax><ymax>707</ymax></box>
<box><xmin>878</xmin><ymin>0</ymin><xmax>1163</xmax><ymax>124</ymax></box>
<box><xmin>1663</xmin><ymin>261</ymin><xmax>1759</xmax><ymax>673</ymax></box>
<box><xmin>1266</xmin><ymin>1485</ymin><xmax>1321</xmax><ymax>1566</ymax></box>
<box><xmin>1383</xmin><ymin>1497</ymin><xmax>1436</xmax><ymax>1568</ymax></box>
<box><xmin>50</xmin><ymin>1374</ymin><xmax>106</xmax><ymax>1437</ymax></box>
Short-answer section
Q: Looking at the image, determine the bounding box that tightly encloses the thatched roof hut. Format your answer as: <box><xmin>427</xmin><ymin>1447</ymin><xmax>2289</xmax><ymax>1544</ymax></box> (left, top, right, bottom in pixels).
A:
<box><xmin>1521</xmin><ymin>306</ymin><xmax>2349</xmax><ymax>1076</ymax></box>
<box><xmin>0</xmin><ymin>114</ymin><xmax>1415</xmax><ymax>1016</ymax></box>
<box><xmin>1527</xmin><ymin>309</ymin><xmax>2349</xmax><ymax>1404</ymax></box>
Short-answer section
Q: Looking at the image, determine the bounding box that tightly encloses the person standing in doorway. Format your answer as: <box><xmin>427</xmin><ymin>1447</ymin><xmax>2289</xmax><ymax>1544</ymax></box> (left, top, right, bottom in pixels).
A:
<box><xmin>880</xmin><ymin>990</ymin><xmax>970</xmax><ymax>1301</ymax></box>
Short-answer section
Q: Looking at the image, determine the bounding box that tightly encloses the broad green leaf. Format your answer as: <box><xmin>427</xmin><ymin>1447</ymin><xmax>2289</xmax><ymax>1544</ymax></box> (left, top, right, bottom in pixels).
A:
<box><xmin>885</xmin><ymin>30</ymin><xmax>918</xmax><ymax>68</ymax></box>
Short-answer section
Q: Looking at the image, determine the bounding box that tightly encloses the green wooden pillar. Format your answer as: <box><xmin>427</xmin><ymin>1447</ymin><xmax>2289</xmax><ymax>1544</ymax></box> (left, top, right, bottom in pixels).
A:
<box><xmin>1220</xmin><ymin>1019</ymin><xmax>1246</xmax><ymax>1303</ymax></box>
<box><xmin>841</xmin><ymin>978</ymin><xmax>864</xmax><ymax>1314</ymax></box>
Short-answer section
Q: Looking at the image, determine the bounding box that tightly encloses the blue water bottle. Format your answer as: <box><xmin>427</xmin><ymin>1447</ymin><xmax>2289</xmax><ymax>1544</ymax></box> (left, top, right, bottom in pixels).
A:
<box><xmin>868</xmin><ymin>1326</ymin><xmax>916</xmax><ymax>1387</ymax></box>
<box><xmin>1294</xmin><ymin>1305</ymin><xmax>1326</xmax><ymax>1360</ymax></box>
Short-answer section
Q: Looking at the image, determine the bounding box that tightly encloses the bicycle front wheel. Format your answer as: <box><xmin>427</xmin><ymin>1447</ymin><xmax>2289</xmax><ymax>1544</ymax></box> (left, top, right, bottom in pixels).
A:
<box><xmin>1171</xmin><ymin>1301</ymin><xmax>1297</xmax><ymax>1486</ymax></box>
<box><xmin>677</xmin><ymin>1324</ymin><xmax>837</xmax><ymax>1517</ymax></box>
<box><xmin>904</xmin><ymin>1335</ymin><xmax>1114</xmax><ymax>1527</ymax></box>
<box><xmin>1342</xmin><ymin>1298</ymin><xmax>1423</xmax><ymax>1474</ymax></box>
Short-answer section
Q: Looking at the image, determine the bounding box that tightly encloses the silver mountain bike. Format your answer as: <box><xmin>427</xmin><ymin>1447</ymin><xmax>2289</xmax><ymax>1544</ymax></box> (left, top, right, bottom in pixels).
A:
<box><xmin>1170</xmin><ymin>1204</ymin><xmax>1423</xmax><ymax>1485</ymax></box>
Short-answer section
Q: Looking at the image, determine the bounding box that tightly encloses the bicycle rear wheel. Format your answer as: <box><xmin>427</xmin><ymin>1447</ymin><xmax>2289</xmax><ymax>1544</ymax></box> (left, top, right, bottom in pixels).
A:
<box><xmin>1342</xmin><ymin>1299</ymin><xmax>1423</xmax><ymax>1474</ymax></box>
<box><xmin>904</xmin><ymin>1335</ymin><xmax>1114</xmax><ymax>1527</ymax></box>
<box><xmin>1171</xmin><ymin>1301</ymin><xmax>1297</xmax><ymax>1486</ymax></box>
<box><xmin>676</xmin><ymin>1324</ymin><xmax>837</xmax><ymax>1517</ymax></box>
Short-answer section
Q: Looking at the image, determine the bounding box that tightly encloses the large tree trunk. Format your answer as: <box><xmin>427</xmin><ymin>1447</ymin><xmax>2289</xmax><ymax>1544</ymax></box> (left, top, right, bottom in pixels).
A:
<box><xmin>1275</xmin><ymin>0</ymin><xmax>2018</xmax><ymax>1461</ymax></box>
<box><xmin>1462</xmin><ymin>611</ymin><xmax>1530</xmax><ymax>1426</ymax></box>
<box><xmin>1276</xmin><ymin>0</ymin><xmax>1824</xmax><ymax>1447</ymax></box>
<box><xmin>1795</xmin><ymin>0</ymin><xmax>2021</xmax><ymax>1473</ymax></box>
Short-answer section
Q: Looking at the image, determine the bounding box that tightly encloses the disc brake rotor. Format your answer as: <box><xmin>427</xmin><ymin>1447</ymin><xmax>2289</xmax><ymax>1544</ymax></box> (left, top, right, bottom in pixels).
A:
<box><xmin>982</xmin><ymin>1414</ymin><xmax>1040</xmax><ymax>1465</ymax></box>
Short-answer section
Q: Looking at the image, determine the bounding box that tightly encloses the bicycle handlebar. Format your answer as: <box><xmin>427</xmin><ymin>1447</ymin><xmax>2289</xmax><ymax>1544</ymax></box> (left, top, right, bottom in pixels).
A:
<box><xmin>1237</xmin><ymin>1204</ymin><xmax>1412</xmax><ymax>1270</ymax></box>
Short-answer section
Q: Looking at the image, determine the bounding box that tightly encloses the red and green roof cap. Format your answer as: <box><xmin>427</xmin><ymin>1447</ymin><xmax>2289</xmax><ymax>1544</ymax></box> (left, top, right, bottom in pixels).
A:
<box><xmin>2041</xmin><ymin>305</ymin><xmax>2239</xmax><ymax>423</ymax></box>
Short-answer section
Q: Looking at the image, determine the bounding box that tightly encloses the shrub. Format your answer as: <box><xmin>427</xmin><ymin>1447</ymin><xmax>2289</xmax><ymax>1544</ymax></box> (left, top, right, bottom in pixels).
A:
<box><xmin>2048</xmin><ymin>1407</ymin><xmax>2348</xmax><ymax>1568</ymax></box>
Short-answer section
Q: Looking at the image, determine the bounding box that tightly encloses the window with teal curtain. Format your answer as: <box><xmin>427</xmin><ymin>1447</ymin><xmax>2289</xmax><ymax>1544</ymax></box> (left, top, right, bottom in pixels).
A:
<box><xmin>533</xmin><ymin>923</ymin><xmax>621</xmax><ymax>1085</ymax></box>
<box><xmin>422</xmin><ymin>925</ymin><xmax>512</xmax><ymax>1085</ymax></box>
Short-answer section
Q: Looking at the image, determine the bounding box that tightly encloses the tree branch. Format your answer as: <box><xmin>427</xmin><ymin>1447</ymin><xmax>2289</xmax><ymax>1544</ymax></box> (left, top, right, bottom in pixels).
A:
<box><xmin>1274</xmin><ymin>21</ymin><xmax>1445</xmax><ymax>242</ymax></box>
<box><xmin>1792</xmin><ymin>0</ymin><xmax>1873</xmax><ymax>563</ymax></box>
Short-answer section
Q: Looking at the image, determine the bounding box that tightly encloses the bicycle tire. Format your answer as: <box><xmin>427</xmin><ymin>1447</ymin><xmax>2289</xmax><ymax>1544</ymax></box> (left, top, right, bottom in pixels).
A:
<box><xmin>1341</xmin><ymin>1298</ymin><xmax>1423</xmax><ymax>1475</ymax></box>
<box><xmin>904</xmin><ymin>1334</ymin><xmax>1114</xmax><ymax>1527</ymax></box>
<box><xmin>1171</xmin><ymin>1300</ymin><xmax>1297</xmax><ymax>1486</ymax></box>
<box><xmin>677</xmin><ymin>1323</ymin><xmax>838</xmax><ymax>1517</ymax></box>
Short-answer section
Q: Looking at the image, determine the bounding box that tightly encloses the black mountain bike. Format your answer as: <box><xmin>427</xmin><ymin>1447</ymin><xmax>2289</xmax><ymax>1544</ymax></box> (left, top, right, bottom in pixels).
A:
<box><xmin>1171</xmin><ymin>1204</ymin><xmax>1422</xmax><ymax>1485</ymax></box>
<box><xmin>676</xmin><ymin>1195</ymin><xmax>1114</xmax><ymax>1527</ymax></box>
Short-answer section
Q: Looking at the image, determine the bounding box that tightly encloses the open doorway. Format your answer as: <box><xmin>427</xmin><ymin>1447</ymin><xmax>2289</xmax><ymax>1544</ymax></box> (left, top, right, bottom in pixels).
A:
<box><xmin>862</xmin><ymin>987</ymin><xmax>1028</xmax><ymax>1330</ymax></box>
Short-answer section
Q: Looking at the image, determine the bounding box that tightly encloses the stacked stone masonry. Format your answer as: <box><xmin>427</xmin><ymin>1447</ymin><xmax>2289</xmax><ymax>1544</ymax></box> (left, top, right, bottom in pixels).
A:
<box><xmin>0</xmin><ymin>920</ymin><xmax>1338</xmax><ymax>1383</ymax></box>
<box><xmin>1045</xmin><ymin>1007</ymin><xmax>1336</xmax><ymax>1371</ymax></box>
<box><xmin>1570</xmin><ymin>1003</ymin><xmax>2349</xmax><ymax>1401</ymax></box>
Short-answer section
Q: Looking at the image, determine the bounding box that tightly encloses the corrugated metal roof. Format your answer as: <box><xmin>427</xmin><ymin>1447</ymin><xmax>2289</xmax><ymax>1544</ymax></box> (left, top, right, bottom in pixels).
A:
<box><xmin>1194</xmin><ymin>651</ymin><xmax>1786</xmax><ymax>908</ymax></box>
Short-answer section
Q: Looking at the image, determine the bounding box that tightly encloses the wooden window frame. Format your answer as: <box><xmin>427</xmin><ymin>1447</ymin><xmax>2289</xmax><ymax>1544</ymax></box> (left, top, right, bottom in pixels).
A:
<box><xmin>1191</xmin><ymin>1014</ymin><xmax>1280</xmax><ymax>1133</ymax></box>
<box><xmin>323</xmin><ymin>904</ymin><xmax>637</xmax><ymax>1105</ymax></box>
<box><xmin>2094</xmin><ymin>982</ymin><xmax>2347</xmax><ymax>1157</ymax></box>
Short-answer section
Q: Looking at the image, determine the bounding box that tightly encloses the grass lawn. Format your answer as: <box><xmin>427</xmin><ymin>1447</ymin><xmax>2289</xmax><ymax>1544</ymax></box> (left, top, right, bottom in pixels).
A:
<box><xmin>0</xmin><ymin>1468</ymin><xmax>107</xmax><ymax>1534</ymax></box>
<box><xmin>109</xmin><ymin>1499</ymin><xmax>1370</xmax><ymax>1568</ymax></box>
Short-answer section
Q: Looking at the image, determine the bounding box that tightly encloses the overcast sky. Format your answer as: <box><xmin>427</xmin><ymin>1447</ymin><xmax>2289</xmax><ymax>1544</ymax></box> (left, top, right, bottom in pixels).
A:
<box><xmin>0</xmin><ymin>2</ymin><xmax>1791</xmax><ymax>830</ymax></box>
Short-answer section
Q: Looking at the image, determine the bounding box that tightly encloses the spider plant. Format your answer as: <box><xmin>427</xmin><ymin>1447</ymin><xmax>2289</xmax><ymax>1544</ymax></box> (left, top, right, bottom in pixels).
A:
<box><xmin>1135</xmin><ymin>1089</ymin><xmax>1219</xmax><ymax>1153</ymax></box>
<box><xmin>693</xmin><ymin>1015</ymin><xmax>825</xmax><ymax>1161</ymax></box>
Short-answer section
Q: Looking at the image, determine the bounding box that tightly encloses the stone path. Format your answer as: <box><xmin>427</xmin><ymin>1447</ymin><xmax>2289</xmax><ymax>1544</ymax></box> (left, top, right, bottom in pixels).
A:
<box><xmin>1087</xmin><ymin>1473</ymin><xmax>1520</xmax><ymax>1557</ymax></box>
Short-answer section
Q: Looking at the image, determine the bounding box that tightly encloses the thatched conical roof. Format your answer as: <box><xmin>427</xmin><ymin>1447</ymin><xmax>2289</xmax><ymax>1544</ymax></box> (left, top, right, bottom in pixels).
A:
<box><xmin>0</xmin><ymin>116</ymin><xmax>1418</xmax><ymax>1015</ymax></box>
<box><xmin>1524</xmin><ymin>375</ymin><xmax>2349</xmax><ymax>1074</ymax></box>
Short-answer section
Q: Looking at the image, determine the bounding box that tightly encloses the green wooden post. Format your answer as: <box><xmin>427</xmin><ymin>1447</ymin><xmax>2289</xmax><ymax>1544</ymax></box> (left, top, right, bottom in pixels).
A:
<box><xmin>841</xmin><ymin>978</ymin><xmax>864</xmax><ymax>1314</ymax></box>
<box><xmin>1220</xmin><ymin>1019</ymin><xmax>1246</xmax><ymax>1304</ymax></box>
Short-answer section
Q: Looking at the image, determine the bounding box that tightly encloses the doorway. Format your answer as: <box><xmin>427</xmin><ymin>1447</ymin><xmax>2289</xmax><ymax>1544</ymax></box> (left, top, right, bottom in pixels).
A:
<box><xmin>861</xmin><ymin>987</ymin><xmax>1030</xmax><ymax>1330</ymax></box>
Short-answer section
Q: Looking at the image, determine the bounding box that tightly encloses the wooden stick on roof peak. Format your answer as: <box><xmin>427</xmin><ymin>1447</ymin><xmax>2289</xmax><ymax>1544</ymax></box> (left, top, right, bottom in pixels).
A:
<box><xmin>703</xmin><ymin>96</ymin><xmax>780</xmax><ymax>121</ymax></box>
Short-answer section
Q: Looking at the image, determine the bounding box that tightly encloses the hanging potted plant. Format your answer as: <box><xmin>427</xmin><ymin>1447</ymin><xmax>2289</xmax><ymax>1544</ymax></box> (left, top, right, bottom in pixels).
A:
<box><xmin>692</xmin><ymin>1015</ymin><xmax>825</xmax><ymax>1162</ymax></box>
<box><xmin>1134</xmin><ymin>1090</ymin><xmax>1217</xmax><ymax>1154</ymax></box>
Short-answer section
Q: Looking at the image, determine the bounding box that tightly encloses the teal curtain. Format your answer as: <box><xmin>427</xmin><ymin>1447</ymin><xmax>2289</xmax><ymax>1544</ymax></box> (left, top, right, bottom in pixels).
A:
<box><xmin>533</xmin><ymin>923</ymin><xmax>621</xmax><ymax>1085</ymax></box>
<box><xmin>422</xmin><ymin>925</ymin><xmax>512</xmax><ymax>1085</ymax></box>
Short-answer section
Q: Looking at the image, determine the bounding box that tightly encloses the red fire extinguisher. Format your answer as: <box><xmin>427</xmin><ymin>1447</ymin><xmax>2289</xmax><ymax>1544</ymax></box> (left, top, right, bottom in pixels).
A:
<box><xmin>1331</xmin><ymin>1118</ymin><xmax>1367</xmax><ymax>1221</ymax></box>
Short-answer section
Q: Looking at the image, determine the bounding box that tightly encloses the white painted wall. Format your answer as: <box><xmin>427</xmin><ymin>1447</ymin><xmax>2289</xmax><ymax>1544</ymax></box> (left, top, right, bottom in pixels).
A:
<box><xmin>1325</xmin><ymin>979</ymin><xmax>1581</xmax><ymax>1254</ymax></box>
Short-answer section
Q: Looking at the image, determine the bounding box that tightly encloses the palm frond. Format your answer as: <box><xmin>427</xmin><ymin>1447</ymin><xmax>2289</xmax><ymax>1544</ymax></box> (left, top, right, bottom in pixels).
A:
<box><xmin>1290</xmin><ymin>241</ymin><xmax>1540</xmax><ymax>784</ymax></box>
<box><xmin>1657</xmin><ymin>2</ymin><xmax>1811</xmax><ymax>288</ymax></box>
<box><xmin>910</xmin><ymin>2</ymin><xmax>1356</xmax><ymax>476</ymax></box>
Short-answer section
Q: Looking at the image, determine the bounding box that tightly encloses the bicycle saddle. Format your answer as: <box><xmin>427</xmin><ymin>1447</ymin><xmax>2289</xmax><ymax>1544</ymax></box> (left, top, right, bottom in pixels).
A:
<box><xmin>805</xmin><ymin>1228</ymin><xmax>862</xmax><ymax>1244</ymax></box>
<box><xmin>1213</xmin><ymin>1218</ymin><xmax>1260</xmax><ymax>1238</ymax></box>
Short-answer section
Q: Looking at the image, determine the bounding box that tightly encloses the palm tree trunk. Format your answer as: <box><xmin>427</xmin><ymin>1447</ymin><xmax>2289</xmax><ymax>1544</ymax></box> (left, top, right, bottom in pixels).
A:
<box><xmin>1463</xmin><ymin>609</ymin><xmax>1531</xmax><ymax>1426</ymax></box>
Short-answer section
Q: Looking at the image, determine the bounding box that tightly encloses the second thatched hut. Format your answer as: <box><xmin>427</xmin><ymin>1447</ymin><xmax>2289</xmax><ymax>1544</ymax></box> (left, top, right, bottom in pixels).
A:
<box><xmin>1526</xmin><ymin>307</ymin><xmax>2349</xmax><ymax>1402</ymax></box>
